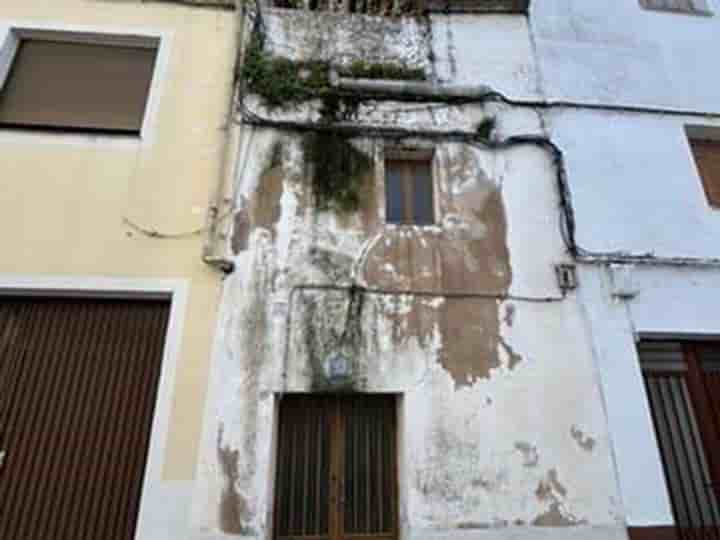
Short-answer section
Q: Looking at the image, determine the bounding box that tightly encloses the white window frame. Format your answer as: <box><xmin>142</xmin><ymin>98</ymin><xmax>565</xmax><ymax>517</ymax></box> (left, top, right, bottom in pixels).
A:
<box><xmin>0</xmin><ymin>275</ymin><xmax>191</xmax><ymax>540</ymax></box>
<box><xmin>0</xmin><ymin>23</ymin><xmax>171</xmax><ymax>146</ymax></box>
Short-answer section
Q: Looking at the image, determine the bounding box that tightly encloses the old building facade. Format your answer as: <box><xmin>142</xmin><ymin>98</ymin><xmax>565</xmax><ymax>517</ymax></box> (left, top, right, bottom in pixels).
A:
<box><xmin>3</xmin><ymin>0</ymin><xmax>720</xmax><ymax>539</ymax></box>
<box><xmin>193</xmin><ymin>1</ymin><xmax>628</xmax><ymax>540</ymax></box>
<box><xmin>0</xmin><ymin>1</ymin><xmax>236</xmax><ymax>539</ymax></box>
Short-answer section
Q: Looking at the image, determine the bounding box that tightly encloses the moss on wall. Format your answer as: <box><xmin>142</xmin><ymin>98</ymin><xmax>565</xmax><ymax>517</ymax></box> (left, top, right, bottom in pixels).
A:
<box><xmin>302</xmin><ymin>132</ymin><xmax>372</xmax><ymax>213</ymax></box>
<box><xmin>338</xmin><ymin>59</ymin><xmax>425</xmax><ymax>81</ymax></box>
<box><xmin>241</xmin><ymin>31</ymin><xmax>425</xmax><ymax>111</ymax></box>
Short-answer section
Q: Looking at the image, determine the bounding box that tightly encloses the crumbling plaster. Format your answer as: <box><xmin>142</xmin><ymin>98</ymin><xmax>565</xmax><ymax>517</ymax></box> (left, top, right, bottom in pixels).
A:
<box><xmin>191</xmin><ymin>8</ymin><xmax>626</xmax><ymax>540</ymax></box>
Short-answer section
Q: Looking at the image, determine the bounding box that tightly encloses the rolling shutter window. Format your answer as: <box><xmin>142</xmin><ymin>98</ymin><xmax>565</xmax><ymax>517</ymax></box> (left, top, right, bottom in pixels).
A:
<box><xmin>689</xmin><ymin>139</ymin><xmax>720</xmax><ymax>208</ymax></box>
<box><xmin>0</xmin><ymin>39</ymin><xmax>157</xmax><ymax>133</ymax></box>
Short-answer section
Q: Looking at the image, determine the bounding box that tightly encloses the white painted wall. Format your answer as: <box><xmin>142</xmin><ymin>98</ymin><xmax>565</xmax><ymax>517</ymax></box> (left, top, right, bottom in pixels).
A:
<box><xmin>577</xmin><ymin>263</ymin><xmax>720</xmax><ymax>526</ymax></box>
<box><xmin>532</xmin><ymin>0</ymin><xmax>720</xmax><ymax>112</ymax></box>
<box><xmin>547</xmin><ymin>109</ymin><xmax>720</xmax><ymax>258</ymax></box>
<box><xmin>530</xmin><ymin>1</ymin><xmax>720</xmax><ymax>531</ymax></box>
<box><xmin>430</xmin><ymin>14</ymin><xmax>541</xmax><ymax>99</ymax></box>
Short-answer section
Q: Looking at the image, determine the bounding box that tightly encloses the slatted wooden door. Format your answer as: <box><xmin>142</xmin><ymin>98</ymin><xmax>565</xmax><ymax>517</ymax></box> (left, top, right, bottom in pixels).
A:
<box><xmin>0</xmin><ymin>297</ymin><xmax>170</xmax><ymax>540</ymax></box>
<box><xmin>274</xmin><ymin>394</ymin><xmax>397</xmax><ymax>540</ymax></box>
<box><xmin>638</xmin><ymin>341</ymin><xmax>720</xmax><ymax>539</ymax></box>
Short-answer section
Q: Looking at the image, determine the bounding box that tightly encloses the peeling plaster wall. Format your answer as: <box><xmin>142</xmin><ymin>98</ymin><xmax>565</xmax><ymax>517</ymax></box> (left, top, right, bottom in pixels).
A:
<box><xmin>191</xmin><ymin>9</ymin><xmax>626</xmax><ymax>540</ymax></box>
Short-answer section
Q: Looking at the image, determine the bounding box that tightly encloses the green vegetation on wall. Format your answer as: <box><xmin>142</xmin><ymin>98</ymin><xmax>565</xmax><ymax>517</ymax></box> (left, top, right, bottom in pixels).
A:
<box><xmin>241</xmin><ymin>31</ymin><xmax>426</xmax><ymax>113</ymax></box>
<box><xmin>302</xmin><ymin>132</ymin><xmax>372</xmax><ymax>213</ymax></box>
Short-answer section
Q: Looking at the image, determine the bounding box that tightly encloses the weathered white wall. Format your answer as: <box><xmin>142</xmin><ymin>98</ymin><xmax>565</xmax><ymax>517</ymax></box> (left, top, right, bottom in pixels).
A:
<box><xmin>190</xmin><ymin>10</ymin><xmax>627</xmax><ymax>540</ymax></box>
<box><xmin>531</xmin><ymin>1</ymin><xmax>720</xmax><ymax>530</ymax></box>
<box><xmin>577</xmin><ymin>263</ymin><xmax>720</xmax><ymax>526</ymax></box>
<box><xmin>546</xmin><ymin>109</ymin><xmax>720</xmax><ymax>258</ymax></box>
<box><xmin>532</xmin><ymin>0</ymin><xmax>720</xmax><ymax>112</ymax></box>
<box><xmin>430</xmin><ymin>14</ymin><xmax>540</xmax><ymax>99</ymax></box>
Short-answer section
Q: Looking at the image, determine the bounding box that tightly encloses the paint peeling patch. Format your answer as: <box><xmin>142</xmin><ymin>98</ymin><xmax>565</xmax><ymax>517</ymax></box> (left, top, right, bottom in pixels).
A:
<box><xmin>536</xmin><ymin>468</ymin><xmax>567</xmax><ymax>501</ymax></box>
<box><xmin>503</xmin><ymin>303</ymin><xmax>515</xmax><ymax>327</ymax></box>
<box><xmin>440</xmin><ymin>298</ymin><xmax>500</xmax><ymax>386</ymax></box>
<box><xmin>231</xmin><ymin>208</ymin><xmax>250</xmax><ymax>254</ymax></box>
<box><xmin>532</xmin><ymin>502</ymin><xmax>587</xmax><ymax>527</ymax></box>
<box><xmin>457</xmin><ymin>519</ymin><xmax>508</xmax><ymax>529</ymax></box>
<box><xmin>217</xmin><ymin>426</ymin><xmax>250</xmax><ymax>534</ymax></box>
<box><xmin>500</xmin><ymin>336</ymin><xmax>523</xmax><ymax>371</ymax></box>
<box><xmin>570</xmin><ymin>425</ymin><xmax>597</xmax><ymax>452</ymax></box>
<box><xmin>308</xmin><ymin>246</ymin><xmax>354</xmax><ymax>283</ymax></box>
<box><xmin>514</xmin><ymin>441</ymin><xmax>539</xmax><ymax>467</ymax></box>
<box><xmin>457</xmin><ymin>521</ymin><xmax>491</xmax><ymax>529</ymax></box>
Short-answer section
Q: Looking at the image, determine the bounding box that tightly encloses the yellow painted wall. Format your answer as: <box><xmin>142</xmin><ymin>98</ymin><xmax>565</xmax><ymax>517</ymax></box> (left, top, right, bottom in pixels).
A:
<box><xmin>0</xmin><ymin>0</ymin><xmax>236</xmax><ymax>480</ymax></box>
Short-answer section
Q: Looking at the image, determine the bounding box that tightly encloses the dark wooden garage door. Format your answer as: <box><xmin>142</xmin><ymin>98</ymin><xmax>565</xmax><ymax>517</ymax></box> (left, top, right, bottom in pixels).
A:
<box><xmin>0</xmin><ymin>296</ymin><xmax>170</xmax><ymax>540</ymax></box>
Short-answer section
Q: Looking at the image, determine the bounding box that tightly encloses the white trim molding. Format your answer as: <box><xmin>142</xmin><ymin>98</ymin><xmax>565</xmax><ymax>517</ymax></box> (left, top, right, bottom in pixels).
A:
<box><xmin>0</xmin><ymin>274</ymin><xmax>191</xmax><ymax>540</ymax></box>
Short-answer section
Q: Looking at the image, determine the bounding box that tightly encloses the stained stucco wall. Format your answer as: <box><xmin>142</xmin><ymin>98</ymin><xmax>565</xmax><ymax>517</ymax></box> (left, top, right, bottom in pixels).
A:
<box><xmin>0</xmin><ymin>1</ymin><xmax>236</xmax><ymax>537</ymax></box>
<box><xmin>191</xmin><ymin>8</ymin><xmax>626</xmax><ymax>540</ymax></box>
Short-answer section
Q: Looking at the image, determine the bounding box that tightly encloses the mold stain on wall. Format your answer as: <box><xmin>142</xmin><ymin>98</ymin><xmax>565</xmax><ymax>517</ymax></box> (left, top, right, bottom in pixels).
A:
<box><xmin>217</xmin><ymin>427</ymin><xmax>249</xmax><ymax>534</ymax></box>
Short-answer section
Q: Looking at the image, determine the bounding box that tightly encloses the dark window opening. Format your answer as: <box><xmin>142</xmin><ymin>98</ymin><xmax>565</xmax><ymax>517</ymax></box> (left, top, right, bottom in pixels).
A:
<box><xmin>385</xmin><ymin>152</ymin><xmax>434</xmax><ymax>225</ymax></box>
<box><xmin>274</xmin><ymin>394</ymin><xmax>398</xmax><ymax>540</ymax></box>
<box><xmin>0</xmin><ymin>38</ymin><xmax>158</xmax><ymax>134</ymax></box>
<box><xmin>689</xmin><ymin>138</ymin><xmax>720</xmax><ymax>208</ymax></box>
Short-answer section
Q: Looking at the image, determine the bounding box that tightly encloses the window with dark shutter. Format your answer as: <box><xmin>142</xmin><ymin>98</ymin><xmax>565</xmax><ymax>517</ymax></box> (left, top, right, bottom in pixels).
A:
<box><xmin>639</xmin><ymin>0</ymin><xmax>712</xmax><ymax>15</ymax></box>
<box><xmin>689</xmin><ymin>139</ymin><xmax>720</xmax><ymax>208</ymax></box>
<box><xmin>385</xmin><ymin>152</ymin><xmax>434</xmax><ymax>225</ymax></box>
<box><xmin>274</xmin><ymin>394</ymin><xmax>398</xmax><ymax>540</ymax></box>
<box><xmin>0</xmin><ymin>38</ymin><xmax>158</xmax><ymax>134</ymax></box>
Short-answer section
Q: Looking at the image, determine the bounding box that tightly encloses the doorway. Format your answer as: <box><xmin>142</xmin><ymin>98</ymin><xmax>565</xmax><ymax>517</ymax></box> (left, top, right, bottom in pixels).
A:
<box><xmin>274</xmin><ymin>394</ymin><xmax>398</xmax><ymax>540</ymax></box>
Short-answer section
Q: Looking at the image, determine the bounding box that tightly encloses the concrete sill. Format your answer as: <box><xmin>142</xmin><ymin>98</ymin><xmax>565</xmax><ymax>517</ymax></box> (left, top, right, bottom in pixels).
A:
<box><xmin>425</xmin><ymin>0</ymin><xmax>529</xmax><ymax>14</ymax></box>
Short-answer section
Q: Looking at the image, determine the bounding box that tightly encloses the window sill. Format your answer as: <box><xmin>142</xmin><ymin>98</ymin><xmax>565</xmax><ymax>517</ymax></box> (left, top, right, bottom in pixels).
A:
<box><xmin>0</xmin><ymin>124</ymin><xmax>144</xmax><ymax>147</ymax></box>
<box><xmin>640</xmin><ymin>6</ymin><xmax>713</xmax><ymax>17</ymax></box>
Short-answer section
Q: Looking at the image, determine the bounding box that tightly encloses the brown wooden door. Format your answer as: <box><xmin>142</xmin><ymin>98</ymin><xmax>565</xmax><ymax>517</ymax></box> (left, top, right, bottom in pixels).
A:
<box><xmin>0</xmin><ymin>297</ymin><xmax>170</xmax><ymax>540</ymax></box>
<box><xmin>274</xmin><ymin>394</ymin><xmax>398</xmax><ymax>540</ymax></box>
<box><xmin>638</xmin><ymin>341</ymin><xmax>720</xmax><ymax>538</ymax></box>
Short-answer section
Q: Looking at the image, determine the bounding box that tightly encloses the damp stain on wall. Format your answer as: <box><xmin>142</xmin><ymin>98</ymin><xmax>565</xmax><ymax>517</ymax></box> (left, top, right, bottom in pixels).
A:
<box><xmin>217</xmin><ymin>427</ymin><xmax>249</xmax><ymax>534</ymax></box>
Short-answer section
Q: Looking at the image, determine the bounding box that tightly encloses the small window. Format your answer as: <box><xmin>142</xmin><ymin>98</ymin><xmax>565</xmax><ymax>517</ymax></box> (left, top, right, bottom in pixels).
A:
<box><xmin>274</xmin><ymin>394</ymin><xmax>398</xmax><ymax>540</ymax></box>
<box><xmin>385</xmin><ymin>151</ymin><xmax>434</xmax><ymax>225</ymax></box>
<box><xmin>0</xmin><ymin>37</ymin><xmax>158</xmax><ymax>134</ymax></box>
<box><xmin>689</xmin><ymin>138</ymin><xmax>720</xmax><ymax>208</ymax></box>
<box><xmin>639</xmin><ymin>0</ymin><xmax>712</xmax><ymax>15</ymax></box>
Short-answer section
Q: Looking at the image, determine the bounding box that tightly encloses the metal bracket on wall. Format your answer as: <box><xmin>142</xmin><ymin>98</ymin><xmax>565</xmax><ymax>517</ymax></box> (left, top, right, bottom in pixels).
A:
<box><xmin>555</xmin><ymin>264</ymin><xmax>578</xmax><ymax>293</ymax></box>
